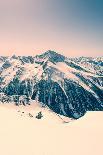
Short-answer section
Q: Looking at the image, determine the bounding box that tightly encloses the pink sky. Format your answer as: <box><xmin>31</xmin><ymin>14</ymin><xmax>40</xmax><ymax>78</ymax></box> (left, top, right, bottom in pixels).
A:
<box><xmin>0</xmin><ymin>0</ymin><xmax>103</xmax><ymax>57</ymax></box>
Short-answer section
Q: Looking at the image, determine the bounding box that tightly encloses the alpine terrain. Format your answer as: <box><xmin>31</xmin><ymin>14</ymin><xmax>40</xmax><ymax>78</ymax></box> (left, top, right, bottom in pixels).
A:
<box><xmin>0</xmin><ymin>50</ymin><xmax>103</xmax><ymax>119</ymax></box>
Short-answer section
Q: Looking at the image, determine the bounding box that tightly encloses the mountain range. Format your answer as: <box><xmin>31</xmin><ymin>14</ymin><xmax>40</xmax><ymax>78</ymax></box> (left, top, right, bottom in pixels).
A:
<box><xmin>0</xmin><ymin>50</ymin><xmax>103</xmax><ymax>119</ymax></box>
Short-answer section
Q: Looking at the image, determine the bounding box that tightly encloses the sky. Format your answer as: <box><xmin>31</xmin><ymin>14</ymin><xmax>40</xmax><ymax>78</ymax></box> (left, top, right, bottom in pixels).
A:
<box><xmin>0</xmin><ymin>0</ymin><xmax>103</xmax><ymax>57</ymax></box>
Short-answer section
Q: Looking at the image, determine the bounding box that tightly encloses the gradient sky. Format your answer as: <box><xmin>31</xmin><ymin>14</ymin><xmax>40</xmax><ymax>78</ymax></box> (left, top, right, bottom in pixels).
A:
<box><xmin>0</xmin><ymin>0</ymin><xmax>103</xmax><ymax>57</ymax></box>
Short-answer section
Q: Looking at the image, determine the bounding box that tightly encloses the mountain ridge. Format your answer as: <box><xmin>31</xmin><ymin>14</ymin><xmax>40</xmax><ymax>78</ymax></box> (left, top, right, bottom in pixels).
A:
<box><xmin>0</xmin><ymin>51</ymin><xmax>103</xmax><ymax>119</ymax></box>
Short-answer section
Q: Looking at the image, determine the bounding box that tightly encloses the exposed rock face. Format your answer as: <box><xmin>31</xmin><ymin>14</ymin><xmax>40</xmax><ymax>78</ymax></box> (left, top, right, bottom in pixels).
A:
<box><xmin>31</xmin><ymin>78</ymin><xmax>103</xmax><ymax>119</ymax></box>
<box><xmin>0</xmin><ymin>51</ymin><xmax>103</xmax><ymax>119</ymax></box>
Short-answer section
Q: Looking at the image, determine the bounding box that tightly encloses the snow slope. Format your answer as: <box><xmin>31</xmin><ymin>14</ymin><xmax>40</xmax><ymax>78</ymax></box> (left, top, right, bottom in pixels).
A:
<box><xmin>0</xmin><ymin>104</ymin><xmax>103</xmax><ymax>155</ymax></box>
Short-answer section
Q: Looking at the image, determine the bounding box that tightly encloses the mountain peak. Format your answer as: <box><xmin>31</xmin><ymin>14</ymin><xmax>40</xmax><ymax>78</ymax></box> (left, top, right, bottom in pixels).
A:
<box><xmin>44</xmin><ymin>50</ymin><xmax>59</xmax><ymax>56</ymax></box>
<box><xmin>38</xmin><ymin>50</ymin><xmax>65</xmax><ymax>62</ymax></box>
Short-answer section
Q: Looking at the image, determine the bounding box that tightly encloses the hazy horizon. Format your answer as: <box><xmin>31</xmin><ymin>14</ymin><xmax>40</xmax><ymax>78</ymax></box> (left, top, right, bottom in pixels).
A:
<box><xmin>0</xmin><ymin>0</ymin><xmax>103</xmax><ymax>57</ymax></box>
<box><xmin>0</xmin><ymin>50</ymin><xmax>103</xmax><ymax>58</ymax></box>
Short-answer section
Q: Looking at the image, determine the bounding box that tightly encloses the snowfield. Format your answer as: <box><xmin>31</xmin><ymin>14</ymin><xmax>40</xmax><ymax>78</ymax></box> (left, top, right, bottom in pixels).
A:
<box><xmin>0</xmin><ymin>103</ymin><xmax>103</xmax><ymax>155</ymax></box>
<box><xmin>0</xmin><ymin>52</ymin><xmax>103</xmax><ymax>154</ymax></box>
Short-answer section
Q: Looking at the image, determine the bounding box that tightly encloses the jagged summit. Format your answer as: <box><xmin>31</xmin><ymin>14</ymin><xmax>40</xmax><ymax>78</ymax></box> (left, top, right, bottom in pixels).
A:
<box><xmin>37</xmin><ymin>50</ymin><xmax>65</xmax><ymax>62</ymax></box>
<box><xmin>42</xmin><ymin>50</ymin><xmax>64</xmax><ymax>57</ymax></box>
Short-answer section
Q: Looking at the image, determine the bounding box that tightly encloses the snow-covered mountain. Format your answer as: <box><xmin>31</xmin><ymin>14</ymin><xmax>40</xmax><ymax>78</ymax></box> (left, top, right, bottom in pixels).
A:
<box><xmin>0</xmin><ymin>51</ymin><xmax>103</xmax><ymax>119</ymax></box>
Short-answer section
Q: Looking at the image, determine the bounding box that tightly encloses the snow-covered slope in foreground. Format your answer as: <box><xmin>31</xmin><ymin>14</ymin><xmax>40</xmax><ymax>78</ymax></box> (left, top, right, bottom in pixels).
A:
<box><xmin>0</xmin><ymin>104</ymin><xmax>103</xmax><ymax>155</ymax></box>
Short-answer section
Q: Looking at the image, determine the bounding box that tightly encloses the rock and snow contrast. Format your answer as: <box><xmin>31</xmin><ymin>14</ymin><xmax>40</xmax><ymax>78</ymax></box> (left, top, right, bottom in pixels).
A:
<box><xmin>0</xmin><ymin>51</ymin><xmax>103</xmax><ymax>155</ymax></box>
<box><xmin>0</xmin><ymin>50</ymin><xmax>103</xmax><ymax>119</ymax></box>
